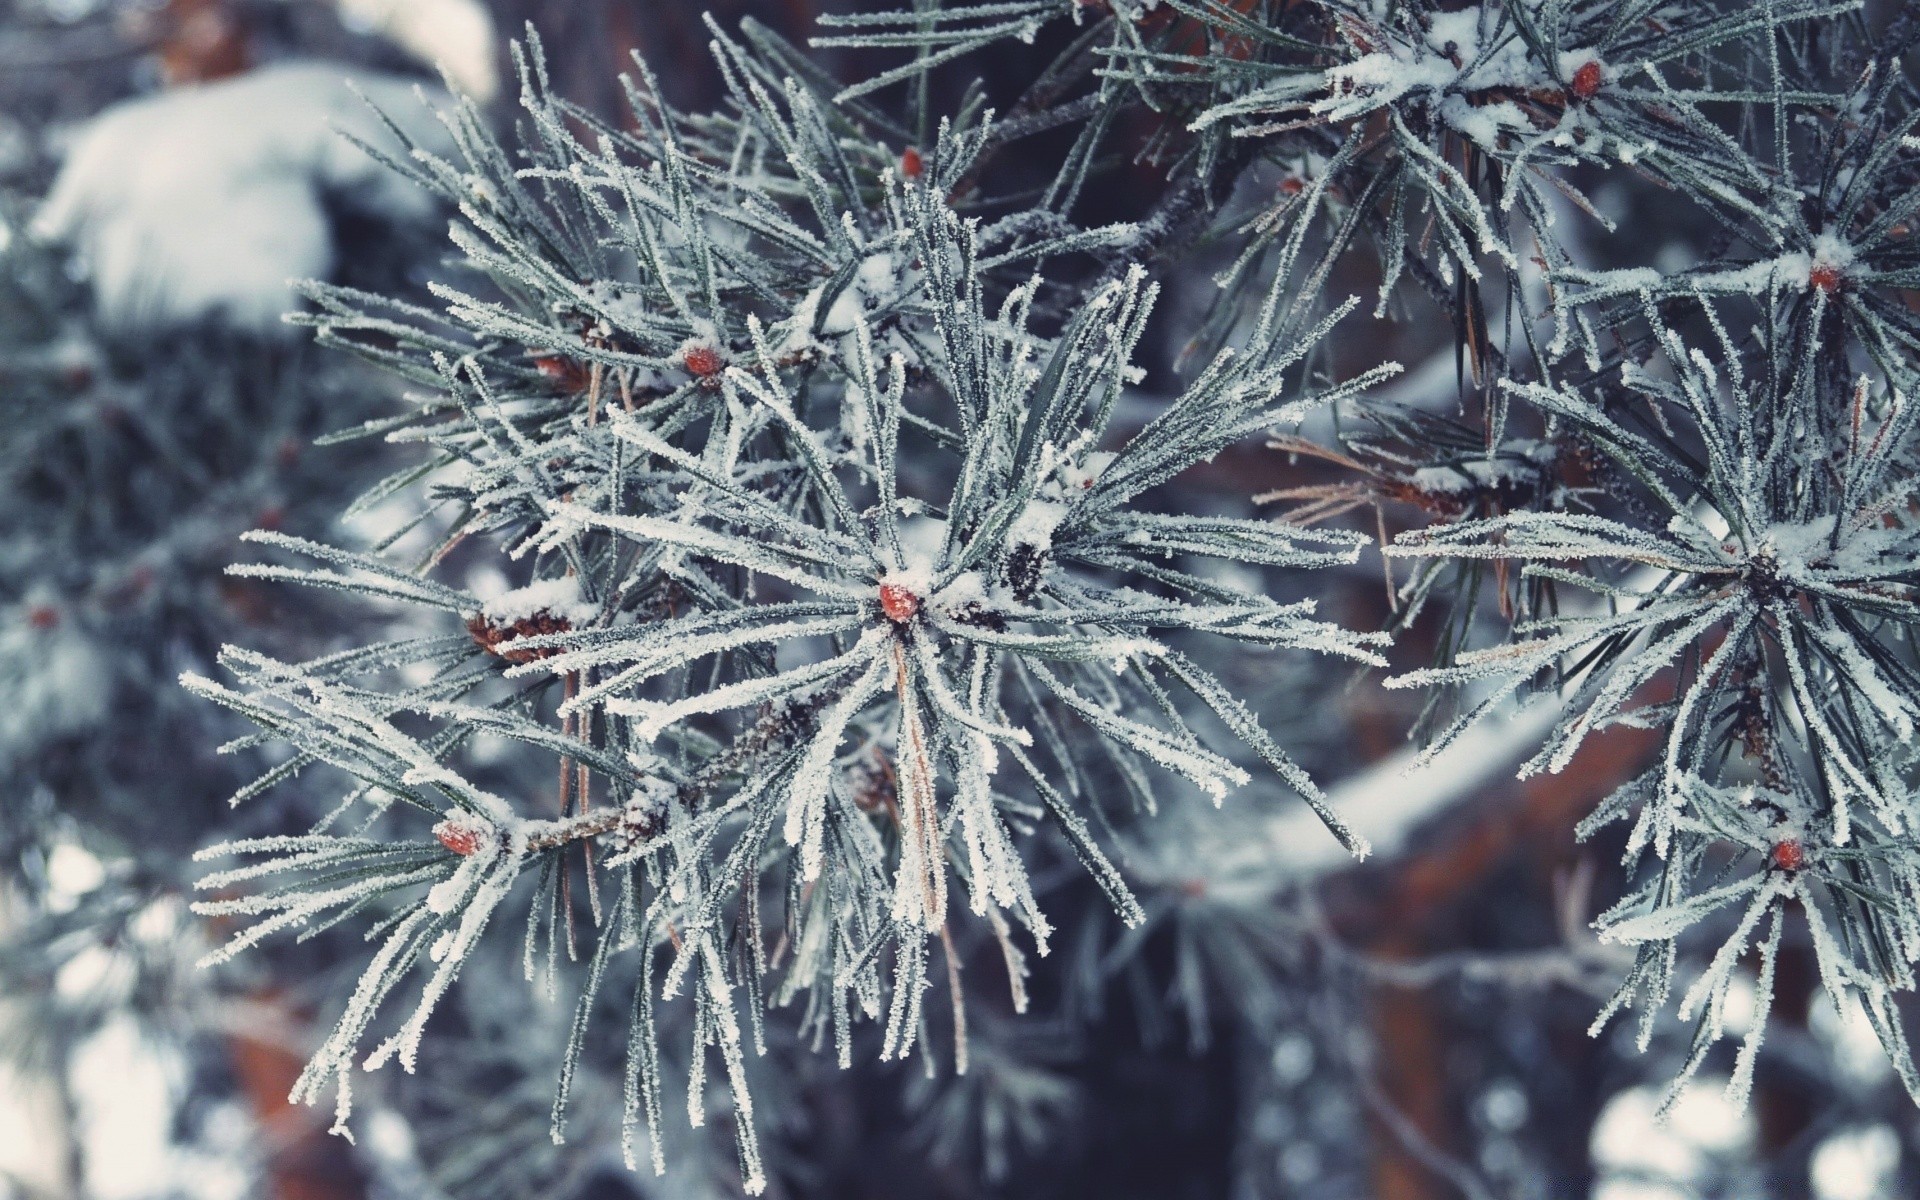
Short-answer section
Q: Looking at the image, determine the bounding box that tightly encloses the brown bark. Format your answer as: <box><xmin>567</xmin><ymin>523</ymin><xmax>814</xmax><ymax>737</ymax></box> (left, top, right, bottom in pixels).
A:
<box><xmin>1366</xmin><ymin>929</ymin><xmax>1457</xmax><ymax>1200</ymax></box>
<box><xmin>225</xmin><ymin>992</ymin><xmax>367</xmax><ymax>1200</ymax></box>
<box><xmin>1343</xmin><ymin>701</ymin><xmax>1665</xmax><ymax>1198</ymax></box>
<box><xmin>1756</xmin><ymin>944</ymin><xmax>1818</xmax><ymax>1199</ymax></box>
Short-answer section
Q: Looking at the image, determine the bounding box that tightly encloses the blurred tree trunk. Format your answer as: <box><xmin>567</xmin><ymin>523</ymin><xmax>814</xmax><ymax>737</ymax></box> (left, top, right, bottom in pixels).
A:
<box><xmin>1337</xmin><ymin>705</ymin><xmax>1663</xmax><ymax>1198</ymax></box>
<box><xmin>1756</xmin><ymin>945</ymin><xmax>1817</xmax><ymax>1200</ymax></box>
<box><xmin>226</xmin><ymin>992</ymin><xmax>368</xmax><ymax>1200</ymax></box>
<box><xmin>480</xmin><ymin>0</ymin><xmax>822</xmax><ymax>119</ymax></box>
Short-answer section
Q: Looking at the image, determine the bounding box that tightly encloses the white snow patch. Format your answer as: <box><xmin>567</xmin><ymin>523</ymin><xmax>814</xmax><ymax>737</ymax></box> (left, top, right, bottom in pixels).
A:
<box><xmin>931</xmin><ymin>569</ymin><xmax>987</xmax><ymax>613</ymax></box>
<box><xmin>1262</xmin><ymin>697</ymin><xmax>1565</xmax><ymax>877</ymax></box>
<box><xmin>0</xmin><ymin>601</ymin><xmax>112</xmax><ymax>768</ymax></box>
<box><xmin>1694</xmin><ymin>234</ymin><xmax>1855</xmax><ymax>295</ymax></box>
<box><xmin>1008</xmin><ymin>499</ymin><xmax>1068</xmax><ymax>551</ymax></box>
<box><xmin>45</xmin><ymin>841</ymin><xmax>106</xmax><ymax>912</ymax></box>
<box><xmin>1408</xmin><ymin>442</ymin><xmax>1553</xmax><ymax>495</ymax></box>
<box><xmin>337</xmin><ymin>0</ymin><xmax>500</xmax><ymax>101</ymax></box>
<box><xmin>1316</xmin><ymin>8</ymin><xmax>1561</xmax><ymax>145</ymax></box>
<box><xmin>479</xmin><ymin>575</ymin><xmax>596</xmax><ymax>626</ymax></box>
<box><xmin>1591</xmin><ymin>1081</ymin><xmax>1751</xmax><ymax>1187</ymax></box>
<box><xmin>33</xmin><ymin>64</ymin><xmax>453</xmax><ymax>329</ymax></box>
<box><xmin>1812</xmin><ymin>1125</ymin><xmax>1899</xmax><ymax>1200</ymax></box>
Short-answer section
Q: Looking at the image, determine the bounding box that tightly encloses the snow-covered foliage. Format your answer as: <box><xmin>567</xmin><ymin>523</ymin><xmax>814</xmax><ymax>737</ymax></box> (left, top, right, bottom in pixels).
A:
<box><xmin>337</xmin><ymin>0</ymin><xmax>502</xmax><ymax>102</ymax></box>
<box><xmin>162</xmin><ymin>0</ymin><xmax>1920</xmax><ymax>1192</ymax></box>
<box><xmin>1391</xmin><ymin>300</ymin><xmax>1920</xmax><ymax>1109</ymax></box>
<box><xmin>32</xmin><ymin>64</ymin><xmax>452</xmax><ymax>329</ymax></box>
<box><xmin>0</xmin><ymin>54</ymin><xmax>452</xmax><ymax>1192</ymax></box>
<box><xmin>184</xmin><ymin>28</ymin><xmax>1399</xmax><ymax>1187</ymax></box>
<box><xmin>0</xmin><ymin>227</ymin><xmax>387</xmax><ymax>830</ymax></box>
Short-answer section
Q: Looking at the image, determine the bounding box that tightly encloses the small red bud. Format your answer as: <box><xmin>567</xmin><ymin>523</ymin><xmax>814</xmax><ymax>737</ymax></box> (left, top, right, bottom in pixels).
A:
<box><xmin>533</xmin><ymin>355</ymin><xmax>592</xmax><ymax>393</ymax></box>
<box><xmin>435</xmin><ymin>817</ymin><xmax>488</xmax><ymax>857</ymax></box>
<box><xmin>1570</xmin><ymin>60</ymin><xmax>1605</xmax><ymax>101</ymax></box>
<box><xmin>1769</xmin><ymin>838</ymin><xmax>1805</xmax><ymax>873</ymax></box>
<box><xmin>900</xmin><ymin>146</ymin><xmax>924</xmax><ymax>180</ymax></box>
<box><xmin>1279</xmin><ymin>176</ymin><xmax>1305</xmax><ymax>196</ymax></box>
<box><xmin>26</xmin><ymin>605</ymin><xmax>59</xmax><ymax>630</ymax></box>
<box><xmin>1809</xmin><ymin>263</ymin><xmax>1844</xmax><ymax>295</ymax></box>
<box><xmin>682</xmin><ymin>344</ymin><xmax>725</xmax><ymax>378</ymax></box>
<box><xmin>879</xmin><ymin>582</ymin><xmax>919</xmax><ymax>624</ymax></box>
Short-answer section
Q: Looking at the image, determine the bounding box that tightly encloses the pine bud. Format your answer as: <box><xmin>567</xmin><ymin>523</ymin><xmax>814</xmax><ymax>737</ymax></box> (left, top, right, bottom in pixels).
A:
<box><xmin>468</xmin><ymin>611</ymin><xmax>570</xmax><ymax>662</ymax></box>
<box><xmin>682</xmin><ymin>343</ymin><xmax>726</xmax><ymax>378</ymax></box>
<box><xmin>1570</xmin><ymin>60</ymin><xmax>1605</xmax><ymax>101</ymax></box>
<box><xmin>879</xmin><ymin>582</ymin><xmax>919</xmax><ymax>623</ymax></box>
<box><xmin>900</xmin><ymin>146</ymin><xmax>924</xmax><ymax>180</ymax></box>
<box><xmin>533</xmin><ymin>354</ymin><xmax>592</xmax><ymax>394</ymax></box>
<box><xmin>434</xmin><ymin>815</ymin><xmax>490</xmax><ymax>856</ymax></box>
<box><xmin>1769</xmin><ymin>838</ymin><xmax>1805</xmax><ymax>873</ymax></box>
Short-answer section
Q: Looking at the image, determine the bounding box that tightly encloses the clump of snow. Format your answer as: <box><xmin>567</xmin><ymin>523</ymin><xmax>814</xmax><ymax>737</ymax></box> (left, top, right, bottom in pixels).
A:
<box><xmin>480</xmin><ymin>576</ymin><xmax>597</xmax><ymax>626</ymax></box>
<box><xmin>930</xmin><ymin>570</ymin><xmax>988</xmax><ymax>613</ymax></box>
<box><xmin>1317</xmin><ymin>9</ymin><xmax>1564</xmax><ymax>146</ymax></box>
<box><xmin>879</xmin><ymin>560</ymin><xmax>936</xmax><ymax>601</ymax></box>
<box><xmin>1755</xmin><ymin>516</ymin><xmax>1837</xmax><ymax>577</ymax></box>
<box><xmin>1408</xmin><ymin>440</ymin><xmax>1555</xmax><ymax>495</ymax></box>
<box><xmin>1008</xmin><ymin>447</ymin><xmax>1116</xmax><ymax>553</ymax></box>
<box><xmin>778</xmin><ymin>248</ymin><xmax>920</xmax><ymax>360</ymax></box>
<box><xmin>610</xmin><ymin>777</ymin><xmax>677</xmax><ymax>853</ymax></box>
<box><xmin>855</xmin><ymin>251</ymin><xmax>906</xmax><ymax>308</ymax></box>
<box><xmin>0</xmin><ymin>598</ymin><xmax>112</xmax><ymax>769</ymax></box>
<box><xmin>1436</xmin><ymin>94</ymin><xmax>1529</xmax><ymax>148</ymax></box>
<box><xmin>893</xmin><ymin>514</ymin><xmax>950</xmax><ymax>573</ymax></box>
<box><xmin>1008</xmin><ymin>500</ymin><xmax>1068</xmax><ymax>551</ymax></box>
<box><xmin>1323</xmin><ymin>39</ymin><xmax>1457</xmax><ymax>120</ymax></box>
<box><xmin>337</xmin><ymin>0</ymin><xmax>500</xmax><ymax>101</ymax></box>
<box><xmin>33</xmin><ymin>64</ymin><xmax>453</xmax><ymax>330</ymax></box>
<box><xmin>1058</xmin><ymin>450</ymin><xmax>1116</xmax><ymax>493</ymax></box>
<box><xmin>1810</xmin><ymin>232</ymin><xmax>1856</xmax><ymax>274</ymax></box>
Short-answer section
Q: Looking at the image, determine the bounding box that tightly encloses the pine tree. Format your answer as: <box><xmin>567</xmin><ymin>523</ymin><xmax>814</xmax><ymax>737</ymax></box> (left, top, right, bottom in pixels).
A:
<box><xmin>22</xmin><ymin>0</ymin><xmax>1920</xmax><ymax>1194</ymax></box>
